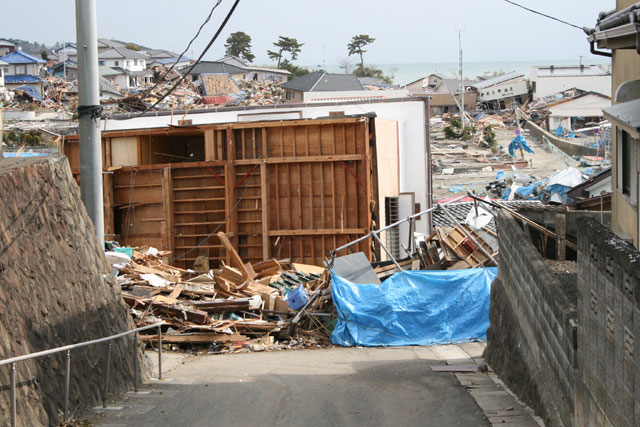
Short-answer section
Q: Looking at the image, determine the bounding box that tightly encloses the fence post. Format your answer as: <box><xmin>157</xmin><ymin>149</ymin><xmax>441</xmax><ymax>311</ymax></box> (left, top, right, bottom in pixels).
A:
<box><xmin>10</xmin><ymin>362</ymin><xmax>16</xmax><ymax>427</ymax></box>
<box><xmin>157</xmin><ymin>325</ymin><xmax>162</xmax><ymax>380</ymax></box>
<box><xmin>102</xmin><ymin>341</ymin><xmax>112</xmax><ymax>408</ymax></box>
<box><xmin>133</xmin><ymin>332</ymin><xmax>138</xmax><ymax>393</ymax></box>
<box><xmin>64</xmin><ymin>350</ymin><xmax>71</xmax><ymax>421</ymax></box>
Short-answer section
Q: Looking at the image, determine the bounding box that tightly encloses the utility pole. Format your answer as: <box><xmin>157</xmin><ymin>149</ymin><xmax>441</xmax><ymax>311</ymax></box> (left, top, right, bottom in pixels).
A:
<box><xmin>62</xmin><ymin>40</ymin><xmax>66</xmax><ymax>80</ymax></box>
<box><xmin>75</xmin><ymin>0</ymin><xmax>104</xmax><ymax>248</ymax></box>
<box><xmin>458</xmin><ymin>31</ymin><xmax>465</xmax><ymax>130</ymax></box>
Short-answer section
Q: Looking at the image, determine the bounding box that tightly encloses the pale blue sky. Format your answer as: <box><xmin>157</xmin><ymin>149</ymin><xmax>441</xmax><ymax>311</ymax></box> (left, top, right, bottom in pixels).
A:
<box><xmin>1</xmin><ymin>0</ymin><xmax>613</xmax><ymax>66</ymax></box>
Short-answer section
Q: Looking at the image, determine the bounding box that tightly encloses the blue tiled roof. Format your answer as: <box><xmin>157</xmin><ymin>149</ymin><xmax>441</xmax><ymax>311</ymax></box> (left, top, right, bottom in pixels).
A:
<box><xmin>13</xmin><ymin>85</ymin><xmax>43</xmax><ymax>102</ymax></box>
<box><xmin>5</xmin><ymin>75</ymin><xmax>42</xmax><ymax>84</ymax></box>
<box><xmin>0</xmin><ymin>50</ymin><xmax>46</xmax><ymax>64</ymax></box>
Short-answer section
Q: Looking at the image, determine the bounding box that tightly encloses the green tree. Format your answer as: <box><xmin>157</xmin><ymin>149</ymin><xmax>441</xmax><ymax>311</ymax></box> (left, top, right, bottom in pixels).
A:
<box><xmin>125</xmin><ymin>43</ymin><xmax>141</xmax><ymax>51</ymax></box>
<box><xmin>40</xmin><ymin>49</ymin><xmax>49</xmax><ymax>61</ymax></box>
<box><xmin>280</xmin><ymin>59</ymin><xmax>310</xmax><ymax>79</ymax></box>
<box><xmin>224</xmin><ymin>31</ymin><xmax>255</xmax><ymax>62</ymax></box>
<box><xmin>348</xmin><ymin>34</ymin><xmax>375</xmax><ymax>70</ymax></box>
<box><xmin>267</xmin><ymin>36</ymin><xmax>304</xmax><ymax>69</ymax></box>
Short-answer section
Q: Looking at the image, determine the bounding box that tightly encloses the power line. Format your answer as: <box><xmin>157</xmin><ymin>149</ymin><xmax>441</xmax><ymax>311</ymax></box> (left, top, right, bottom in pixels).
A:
<box><xmin>145</xmin><ymin>0</ymin><xmax>223</xmax><ymax>95</ymax></box>
<box><xmin>503</xmin><ymin>0</ymin><xmax>584</xmax><ymax>30</ymax></box>
<box><xmin>125</xmin><ymin>0</ymin><xmax>241</xmax><ymax>119</ymax></box>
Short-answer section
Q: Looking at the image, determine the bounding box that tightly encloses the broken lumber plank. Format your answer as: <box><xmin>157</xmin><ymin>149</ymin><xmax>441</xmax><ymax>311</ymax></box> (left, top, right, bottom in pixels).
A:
<box><xmin>217</xmin><ymin>232</ymin><xmax>256</xmax><ymax>280</ymax></box>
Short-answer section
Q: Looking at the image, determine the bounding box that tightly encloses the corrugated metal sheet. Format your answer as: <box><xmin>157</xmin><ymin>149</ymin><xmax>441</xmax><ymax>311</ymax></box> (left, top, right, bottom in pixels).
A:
<box><xmin>536</xmin><ymin>65</ymin><xmax>610</xmax><ymax>78</ymax></box>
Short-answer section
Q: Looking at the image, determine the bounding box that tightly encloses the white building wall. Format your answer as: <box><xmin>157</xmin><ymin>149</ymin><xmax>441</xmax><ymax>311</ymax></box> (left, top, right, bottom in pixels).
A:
<box><xmin>478</xmin><ymin>80</ymin><xmax>528</xmax><ymax>102</ymax></box>
<box><xmin>102</xmin><ymin>99</ymin><xmax>432</xmax><ymax>233</ymax></box>
<box><xmin>532</xmin><ymin>74</ymin><xmax>612</xmax><ymax>98</ymax></box>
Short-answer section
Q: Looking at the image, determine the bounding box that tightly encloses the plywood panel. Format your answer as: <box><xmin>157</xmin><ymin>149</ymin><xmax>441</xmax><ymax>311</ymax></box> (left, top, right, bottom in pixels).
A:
<box><xmin>111</xmin><ymin>136</ymin><xmax>138</xmax><ymax>166</ymax></box>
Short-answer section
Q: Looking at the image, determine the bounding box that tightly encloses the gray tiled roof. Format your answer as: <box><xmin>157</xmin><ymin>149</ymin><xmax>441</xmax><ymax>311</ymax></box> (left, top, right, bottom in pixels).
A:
<box><xmin>433</xmin><ymin>200</ymin><xmax>542</xmax><ymax>232</ymax></box>
<box><xmin>180</xmin><ymin>61</ymin><xmax>247</xmax><ymax>75</ymax></box>
<box><xmin>98</xmin><ymin>47</ymin><xmax>148</xmax><ymax>60</ymax></box>
<box><xmin>280</xmin><ymin>71</ymin><xmax>363</xmax><ymax>92</ymax></box>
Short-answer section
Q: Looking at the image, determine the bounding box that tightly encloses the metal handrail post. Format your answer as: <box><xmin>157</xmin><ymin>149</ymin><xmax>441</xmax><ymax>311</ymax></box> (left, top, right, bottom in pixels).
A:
<box><xmin>64</xmin><ymin>350</ymin><xmax>71</xmax><ymax>421</ymax></box>
<box><xmin>371</xmin><ymin>231</ymin><xmax>402</xmax><ymax>270</ymax></box>
<box><xmin>102</xmin><ymin>342</ymin><xmax>112</xmax><ymax>408</ymax></box>
<box><xmin>157</xmin><ymin>325</ymin><xmax>162</xmax><ymax>380</ymax></box>
<box><xmin>10</xmin><ymin>362</ymin><xmax>16</xmax><ymax>427</ymax></box>
<box><xmin>133</xmin><ymin>332</ymin><xmax>138</xmax><ymax>393</ymax></box>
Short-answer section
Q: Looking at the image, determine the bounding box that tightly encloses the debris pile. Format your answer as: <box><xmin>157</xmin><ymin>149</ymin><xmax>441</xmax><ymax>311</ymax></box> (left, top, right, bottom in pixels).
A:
<box><xmin>107</xmin><ymin>233</ymin><xmax>334</xmax><ymax>354</ymax></box>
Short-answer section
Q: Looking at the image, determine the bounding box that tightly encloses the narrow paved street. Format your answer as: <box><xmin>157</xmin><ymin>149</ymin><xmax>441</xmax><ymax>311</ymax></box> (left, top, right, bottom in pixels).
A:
<box><xmin>90</xmin><ymin>344</ymin><xmax>540</xmax><ymax>427</ymax></box>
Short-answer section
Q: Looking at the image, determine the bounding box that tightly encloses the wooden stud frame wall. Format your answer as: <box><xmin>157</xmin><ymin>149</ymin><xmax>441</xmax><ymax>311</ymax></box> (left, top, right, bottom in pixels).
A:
<box><xmin>64</xmin><ymin>116</ymin><xmax>378</xmax><ymax>269</ymax></box>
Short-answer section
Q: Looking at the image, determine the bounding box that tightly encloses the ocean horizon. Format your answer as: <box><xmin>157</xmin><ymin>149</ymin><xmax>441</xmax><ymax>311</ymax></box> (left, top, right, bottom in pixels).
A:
<box><xmin>312</xmin><ymin>59</ymin><xmax>611</xmax><ymax>86</ymax></box>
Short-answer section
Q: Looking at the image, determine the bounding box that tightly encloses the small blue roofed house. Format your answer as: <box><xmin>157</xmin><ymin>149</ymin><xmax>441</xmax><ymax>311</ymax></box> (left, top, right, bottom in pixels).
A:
<box><xmin>0</xmin><ymin>50</ymin><xmax>46</xmax><ymax>95</ymax></box>
<box><xmin>13</xmin><ymin>85</ymin><xmax>44</xmax><ymax>103</ymax></box>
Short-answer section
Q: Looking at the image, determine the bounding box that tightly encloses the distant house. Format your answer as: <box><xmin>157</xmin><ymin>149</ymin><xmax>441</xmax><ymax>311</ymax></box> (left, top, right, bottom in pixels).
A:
<box><xmin>0</xmin><ymin>60</ymin><xmax>7</xmax><ymax>90</ymax></box>
<box><xmin>405</xmin><ymin>73</ymin><xmax>447</xmax><ymax>90</ymax></box>
<box><xmin>0</xmin><ymin>50</ymin><xmax>46</xmax><ymax>77</ymax></box>
<box><xmin>54</xmin><ymin>43</ymin><xmax>77</xmax><ymax>63</ymax></box>
<box><xmin>0</xmin><ymin>39</ymin><xmax>16</xmax><ymax>56</ymax></box>
<box><xmin>180</xmin><ymin>61</ymin><xmax>247</xmax><ymax>84</ymax></box>
<box><xmin>98</xmin><ymin>47</ymin><xmax>152</xmax><ymax>88</ymax></box>
<box><xmin>99</xmin><ymin>76</ymin><xmax>123</xmax><ymax>100</ymax></box>
<box><xmin>544</xmin><ymin>91</ymin><xmax>611</xmax><ymax>131</ymax></box>
<box><xmin>280</xmin><ymin>71</ymin><xmax>363</xmax><ymax>103</ymax></box>
<box><xmin>531</xmin><ymin>65</ymin><xmax>611</xmax><ymax>99</ymax></box>
<box><xmin>216</xmin><ymin>56</ymin><xmax>291</xmax><ymax>83</ymax></box>
<box><xmin>97</xmin><ymin>39</ymin><xmax>126</xmax><ymax>52</ymax></box>
<box><xmin>50</xmin><ymin>59</ymin><xmax>78</xmax><ymax>80</ymax></box>
<box><xmin>145</xmin><ymin>49</ymin><xmax>192</xmax><ymax>69</ymax></box>
<box><xmin>0</xmin><ymin>50</ymin><xmax>46</xmax><ymax>95</ymax></box>
<box><xmin>471</xmin><ymin>72</ymin><xmax>529</xmax><ymax>109</ymax></box>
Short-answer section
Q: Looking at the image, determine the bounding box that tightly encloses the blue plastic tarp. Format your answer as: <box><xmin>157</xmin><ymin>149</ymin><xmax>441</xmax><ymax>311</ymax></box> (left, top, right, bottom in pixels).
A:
<box><xmin>508</xmin><ymin>134</ymin><xmax>535</xmax><ymax>157</ymax></box>
<box><xmin>330</xmin><ymin>268</ymin><xmax>498</xmax><ymax>347</ymax></box>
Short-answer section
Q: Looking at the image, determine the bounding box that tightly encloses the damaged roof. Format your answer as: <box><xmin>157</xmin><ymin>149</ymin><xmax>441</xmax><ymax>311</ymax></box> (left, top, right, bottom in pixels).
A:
<box><xmin>471</xmin><ymin>72</ymin><xmax>525</xmax><ymax>89</ymax></box>
<box><xmin>181</xmin><ymin>61</ymin><xmax>247</xmax><ymax>75</ymax></box>
<box><xmin>4</xmin><ymin>75</ymin><xmax>42</xmax><ymax>84</ymax></box>
<box><xmin>433</xmin><ymin>200</ymin><xmax>542</xmax><ymax>232</ymax></box>
<box><xmin>281</xmin><ymin>71</ymin><xmax>364</xmax><ymax>92</ymax></box>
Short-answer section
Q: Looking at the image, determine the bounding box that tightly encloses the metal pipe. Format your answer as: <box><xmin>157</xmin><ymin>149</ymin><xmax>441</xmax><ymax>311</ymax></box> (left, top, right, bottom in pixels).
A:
<box><xmin>64</xmin><ymin>350</ymin><xmax>71</xmax><ymax>421</ymax></box>
<box><xmin>372</xmin><ymin>232</ymin><xmax>402</xmax><ymax>270</ymax></box>
<box><xmin>334</xmin><ymin>194</ymin><xmax>468</xmax><ymax>254</ymax></box>
<box><xmin>437</xmin><ymin>204</ymin><xmax>498</xmax><ymax>265</ymax></box>
<box><xmin>133</xmin><ymin>332</ymin><xmax>138</xmax><ymax>393</ymax></box>
<box><xmin>157</xmin><ymin>325</ymin><xmax>162</xmax><ymax>380</ymax></box>
<box><xmin>0</xmin><ymin>322</ymin><xmax>162</xmax><ymax>368</ymax></box>
<box><xmin>10</xmin><ymin>362</ymin><xmax>16</xmax><ymax>427</ymax></box>
<box><xmin>75</xmin><ymin>0</ymin><xmax>104</xmax><ymax>248</ymax></box>
<box><xmin>102</xmin><ymin>342</ymin><xmax>112</xmax><ymax>408</ymax></box>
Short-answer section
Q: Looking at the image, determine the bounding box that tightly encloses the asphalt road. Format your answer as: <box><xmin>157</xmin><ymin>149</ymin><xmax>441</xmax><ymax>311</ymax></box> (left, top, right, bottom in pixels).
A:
<box><xmin>91</xmin><ymin>346</ymin><xmax>490</xmax><ymax>427</ymax></box>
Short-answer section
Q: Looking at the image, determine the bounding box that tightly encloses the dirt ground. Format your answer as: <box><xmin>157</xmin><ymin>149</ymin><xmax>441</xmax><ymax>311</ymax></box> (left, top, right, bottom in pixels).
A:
<box><xmin>432</xmin><ymin>126</ymin><xmax>571</xmax><ymax>201</ymax></box>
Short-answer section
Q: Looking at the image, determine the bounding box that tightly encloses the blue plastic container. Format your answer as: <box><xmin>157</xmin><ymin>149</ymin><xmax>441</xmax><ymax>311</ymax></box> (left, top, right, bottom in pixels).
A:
<box><xmin>285</xmin><ymin>285</ymin><xmax>309</xmax><ymax>311</ymax></box>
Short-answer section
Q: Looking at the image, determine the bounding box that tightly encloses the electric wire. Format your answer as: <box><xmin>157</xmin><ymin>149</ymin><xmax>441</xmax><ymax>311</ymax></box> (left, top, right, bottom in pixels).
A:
<box><xmin>144</xmin><ymin>0</ymin><xmax>223</xmax><ymax>96</ymax></box>
<box><xmin>124</xmin><ymin>0</ymin><xmax>241</xmax><ymax>119</ymax></box>
<box><xmin>503</xmin><ymin>0</ymin><xmax>584</xmax><ymax>30</ymax></box>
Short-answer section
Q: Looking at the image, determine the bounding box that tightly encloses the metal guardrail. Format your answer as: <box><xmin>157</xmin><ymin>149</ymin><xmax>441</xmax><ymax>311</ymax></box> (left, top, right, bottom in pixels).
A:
<box><xmin>0</xmin><ymin>322</ymin><xmax>163</xmax><ymax>427</ymax></box>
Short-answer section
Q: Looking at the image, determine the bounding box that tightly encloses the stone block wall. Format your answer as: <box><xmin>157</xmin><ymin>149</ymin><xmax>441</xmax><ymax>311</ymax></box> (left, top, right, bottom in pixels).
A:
<box><xmin>485</xmin><ymin>212</ymin><xmax>578</xmax><ymax>426</ymax></box>
<box><xmin>0</xmin><ymin>156</ymin><xmax>143</xmax><ymax>426</ymax></box>
<box><xmin>574</xmin><ymin>218</ymin><xmax>640</xmax><ymax>427</ymax></box>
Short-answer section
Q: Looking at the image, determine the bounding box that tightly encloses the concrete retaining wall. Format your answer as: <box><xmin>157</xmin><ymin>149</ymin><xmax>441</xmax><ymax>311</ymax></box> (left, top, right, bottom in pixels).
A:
<box><xmin>0</xmin><ymin>156</ymin><xmax>143</xmax><ymax>426</ymax></box>
<box><xmin>574</xmin><ymin>218</ymin><xmax>640</xmax><ymax>427</ymax></box>
<box><xmin>485</xmin><ymin>212</ymin><xmax>577</xmax><ymax>426</ymax></box>
<box><xmin>487</xmin><ymin>212</ymin><xmax>640</xmax><ymax>426</ymax></box>
<box><xmin>525</xmin><ymin>121</ymin><xmax>598</xmax><ymax>158</ymax></box>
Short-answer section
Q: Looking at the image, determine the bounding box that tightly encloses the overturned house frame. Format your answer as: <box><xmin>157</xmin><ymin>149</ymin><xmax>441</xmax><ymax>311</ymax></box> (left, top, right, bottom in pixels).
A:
<box><xmin>64</xmin><ymin>116</ymin><xmax>379</xmax><ymax>269</ymax></box>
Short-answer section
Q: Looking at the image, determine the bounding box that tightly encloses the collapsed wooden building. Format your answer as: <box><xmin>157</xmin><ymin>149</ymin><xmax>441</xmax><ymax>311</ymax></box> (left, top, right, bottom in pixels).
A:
<box><xmin>64</xmin><ymin>115</ymin><xmax>381</xmax><ymax>269</ymax></box>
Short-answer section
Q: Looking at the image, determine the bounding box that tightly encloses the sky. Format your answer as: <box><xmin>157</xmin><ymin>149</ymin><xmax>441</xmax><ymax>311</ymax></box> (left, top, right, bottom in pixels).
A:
<box><xmin>1</xmin><ymin>0</ymin><xmax>614</xmax><ymax>67</ymax></box>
